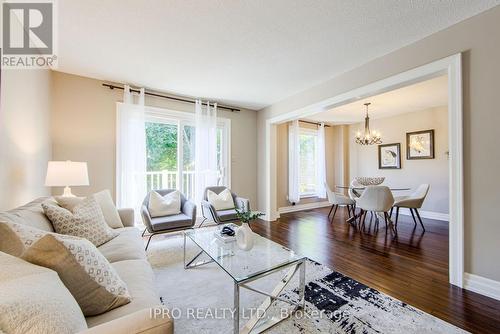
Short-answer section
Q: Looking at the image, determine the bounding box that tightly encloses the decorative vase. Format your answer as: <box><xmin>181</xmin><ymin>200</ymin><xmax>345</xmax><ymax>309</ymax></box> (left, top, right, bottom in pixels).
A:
<box><xmin>236</xmin><ymin>223</ymin><xmax>254</xmax><ymax>251</ymax></box>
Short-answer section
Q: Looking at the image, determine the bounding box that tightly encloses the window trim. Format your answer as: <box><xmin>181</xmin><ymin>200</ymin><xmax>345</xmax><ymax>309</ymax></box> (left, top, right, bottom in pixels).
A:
<box><xmin>298</xmin><ymin>126</ymin><xmax>319</xmax><ymax>198</ymax></box>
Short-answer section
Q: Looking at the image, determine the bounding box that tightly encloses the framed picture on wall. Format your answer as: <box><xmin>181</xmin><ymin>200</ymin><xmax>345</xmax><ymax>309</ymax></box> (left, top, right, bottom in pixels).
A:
<box><xmin>406</xmin><ymin>129</ymin><xmax>435</xmax><ymax>159</ymax></box>
<box><xmin>378</xmin><ymin>143</ymin><xmax>401</xmax><ymax>169</ymax></box>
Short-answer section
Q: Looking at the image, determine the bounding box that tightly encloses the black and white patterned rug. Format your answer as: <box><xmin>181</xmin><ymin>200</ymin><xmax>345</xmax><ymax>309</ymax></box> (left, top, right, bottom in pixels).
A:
<box><xmin>147</xmin><ymin>235</ymin><xmax>466</xmax><ymax>333</ymax></box>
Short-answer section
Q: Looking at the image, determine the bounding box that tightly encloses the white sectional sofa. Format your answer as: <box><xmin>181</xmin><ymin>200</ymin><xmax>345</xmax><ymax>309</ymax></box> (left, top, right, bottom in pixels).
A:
<box><xmin>0</xmin><ymin>197</ymin><xmax>173</xmax><ymax>334</ymax></box>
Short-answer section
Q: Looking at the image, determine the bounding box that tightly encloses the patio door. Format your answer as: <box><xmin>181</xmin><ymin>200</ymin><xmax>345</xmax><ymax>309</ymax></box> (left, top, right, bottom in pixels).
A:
<box><xmin>144</xmin><ymin>108</ymin><xmax>230</xmax><ymax>200</ymax></box>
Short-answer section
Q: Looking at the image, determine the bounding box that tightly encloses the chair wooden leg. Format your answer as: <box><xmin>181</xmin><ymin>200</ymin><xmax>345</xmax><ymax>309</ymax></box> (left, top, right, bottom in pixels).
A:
<box><xmin>415</xmin><ymin>209</ymin><xmax>425</xmax><ymax>231</ymax></box>
<box><xmin>410</xmin><ymin>208</ymin><xmax>417</xmax><ymax>225</ymax></box>
<box><xmin>331</xmin><ymin>205</ymin><xmax>338</xmax><ymax>222</ymax></box>
<box><xmin>328</xmin><ymin>204</ymin><xmax>334</xmax><ymax>218</ymax></box>
<box><xmin>383</xmin><ymin>212</ymin><xmax>388</xmax><ymax>228</ymax></box>
<box><xmin>395</xmin><ymin>207</ymin><xmax>400</xmax><ymax>228</ymax></box>
<box><xmin>390</xmin><ymin>207</ymin><xmax>394</xmax><ymax>216</ymax></box>
<box><xmin>362</xmin><ymin>210</ymin><xmax>367</xmax><ymax>227</ymax></box>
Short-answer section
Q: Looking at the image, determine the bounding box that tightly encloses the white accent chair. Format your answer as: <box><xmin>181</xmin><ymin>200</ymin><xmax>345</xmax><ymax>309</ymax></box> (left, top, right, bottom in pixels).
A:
<box><xmin>391</xmin><ymin>184</ymin><xmax>430</xmax><ymax>231</ymax></box>
<box><xmin>348</xmin><ymin>179</ymin><xmax>364</xmax><ymax>201</ymax></box>
<box><xmin>355</xmin><ymin>186</ymin><xmax>395</xmax><ymax>230</ymax></box>
<box><xmin>324</xmin><ymin>182</ymin><xmax>355</xmax><ymax>222</ymax></box>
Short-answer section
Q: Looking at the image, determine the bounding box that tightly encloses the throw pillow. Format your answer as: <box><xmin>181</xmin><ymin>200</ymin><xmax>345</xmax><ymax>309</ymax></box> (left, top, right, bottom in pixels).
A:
<box><xmin>148</xmin><ymin>190</ymin><xmax>181</xmax><ymax>217</ymax></box>
<box><xmin>54</xmin><ymin>196</ymin><xmax>84</xmax><ymax>211</ymax></box>
<box><xmin>0</xmin><ymin>251</ymin><xmax>88</xmax><ymax>334</ymax></box>
<box><xmin>0</xmin><ymin>221</ymin><xmax>48</xmax><ymax>257</ymax></box>
<box><xmin>207</xmin><ymin>188</ymin><xmax>235</xmax><ymax>210</ymax></box>
<box><xmin>93</xmin><ymin>190</ymin><xmax>124</xmax><ymax>228</ymax></box>
<box><xmin>21</xmin><ymin>233</ymin><xmax>131</xmax><ymax>316</ymax></box>
<box><xmin>42</xmin><ymin>196</ymin><xmax>118</xmax><ymax>247</ymax></box>
<box><xmin>56</xmin><ymin>190</ymin><xmax>124</xmax><ymax>229</ymax></box>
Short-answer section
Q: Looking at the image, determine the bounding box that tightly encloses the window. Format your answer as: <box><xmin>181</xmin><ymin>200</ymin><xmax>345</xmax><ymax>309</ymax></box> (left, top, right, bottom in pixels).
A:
<box><xmin>144</xmin><ymin>108</ymin><xmax>230</xmax><ymax>200</ymax></box>
<box><xmin>299</xmin><ymin>128</ymin><xmax>318</xmax><ymax>196</ymax></box>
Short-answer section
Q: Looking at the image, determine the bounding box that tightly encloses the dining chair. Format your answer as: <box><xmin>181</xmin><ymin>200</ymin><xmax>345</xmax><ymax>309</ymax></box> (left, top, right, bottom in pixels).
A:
<box><xmin>348</xmin><ymin>179</ymin><xmax>364</xmax><ymax>201</ymax></box>
<box><xmin>355</xmin><ymin>186</ymin><xmax>395</xmax><ymax>230</ymax></box>
<box><xmin>324</xmin><ymin>182</ymin><xmax>355</xmax><ymax>222</ymax></box>
<box><xmin>391</xmin><ymin>184</ymin><xmax>430</xmax><ymax>231</ymax></box>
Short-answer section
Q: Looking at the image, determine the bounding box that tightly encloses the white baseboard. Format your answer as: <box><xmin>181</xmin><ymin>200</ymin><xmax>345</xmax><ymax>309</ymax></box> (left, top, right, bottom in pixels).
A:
<box><xmin>397</xmin><ymin>208</ymin><xmax>449</xmax><ymax>221</ymax></box>
<box><xmin>464</xmin><ymin>273</ymin><xmax>500</xmax><ymax>301</ymax></box>
<box><xmin>278</xmin><ymin>201</ymin><xmax>331</xmax><ymax>214</ymax></box>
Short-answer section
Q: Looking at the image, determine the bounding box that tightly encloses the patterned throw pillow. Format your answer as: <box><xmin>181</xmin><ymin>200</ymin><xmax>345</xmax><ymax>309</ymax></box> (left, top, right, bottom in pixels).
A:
<box><xmin>0</xmin><ymin>221</ymin><xmax>49</xmax><ymax>257</ymax></box>
<box><xmin>42</xmin><ymin>197</ymin><xmax>118</xmax><ymax>246</ymax></box>
<box><xmin>21</xmin><ymin>233</ymin><xmax>131</xmax><ymax>316</ymax></box>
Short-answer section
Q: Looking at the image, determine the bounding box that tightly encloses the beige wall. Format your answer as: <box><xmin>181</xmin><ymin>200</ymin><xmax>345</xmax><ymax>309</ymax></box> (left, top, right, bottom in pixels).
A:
<box><xmin>258</xmin><ymin>6</ymin><xmax>500</xmax><ymax>281</ymax></box>
<box><xmin>51</xmin><ymin>71</ymin><xmax>258</xmax><ymax>205</ymax></box>
<box><xmin>348</xmin><ymin>107</ymin><xmax>449</xmax><ymax>214</ymax></box>
<box><xmin>276</xmin><ymin>122</ymin><xmax>346</xmax><ymax>208</ymax></box>
<box><xmin>0</xmin><ymin>69</ymin><xmax>52</xmax><ymax>211</ymax></box>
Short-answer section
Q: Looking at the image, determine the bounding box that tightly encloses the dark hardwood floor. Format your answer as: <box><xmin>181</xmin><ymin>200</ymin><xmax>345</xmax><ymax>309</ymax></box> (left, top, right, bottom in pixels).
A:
<box><xmin>252</xmin><ymin>207</ymin><xmax>500</xmax><ymax>333</ymax></box>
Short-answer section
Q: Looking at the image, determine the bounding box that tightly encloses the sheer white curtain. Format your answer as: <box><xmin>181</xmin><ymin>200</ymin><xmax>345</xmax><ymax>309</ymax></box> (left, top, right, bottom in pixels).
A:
<box><xmin>194</xmin><ymin>100</ymin><xmax>218</xmax><ymax>204</ymax></box>
<box><xmin>116</xmin><ymin>85</ymin><xmax>147</xmax><ymax>214</ymax></box>
<box><xmin>316</xmin><ymin>122</ymin><xmax>327</xmax><ymax>198</ymax></box>
<box><xmin>288</xmin><ymin>120</ymin><xmax>300</xmax><ymax>204</ymax></box>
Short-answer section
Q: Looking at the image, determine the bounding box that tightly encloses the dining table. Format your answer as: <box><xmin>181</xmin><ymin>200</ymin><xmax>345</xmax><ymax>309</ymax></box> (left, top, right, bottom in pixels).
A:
<box><xmin>335</xmin><ymin>185</ymin><xmax>411</xmax><ymax>226</ymax></box>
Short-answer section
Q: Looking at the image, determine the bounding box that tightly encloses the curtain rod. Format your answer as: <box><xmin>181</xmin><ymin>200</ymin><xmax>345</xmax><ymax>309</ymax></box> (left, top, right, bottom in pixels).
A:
<box><xmin>299</xmin><ymin>120</ymin><xmax>331</xmax><ymax>127</ymax></box>
<box><xmin>102</xmin><ymin>83</ymin><xmax>240</xmax><ymax>112</ymax></box>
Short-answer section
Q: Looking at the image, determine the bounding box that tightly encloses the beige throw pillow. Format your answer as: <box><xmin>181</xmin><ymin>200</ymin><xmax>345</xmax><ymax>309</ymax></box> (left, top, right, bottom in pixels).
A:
<box><xmin>22</xmin><ymin>233</ymin><xmax>131</xmax><ymax>316</ymax></box>
<box><xmin>43</xmin><ymin>196</ymin><xmax>118</xmax><ymax>247</ymax></box>
<box><xmin>0</xmin><ymin>251</ymin><xmax>88</xmax><ymax>334</ymax></box>
<box><xmin>0</xmin><ymin>221</ymin><xmax>48</xmax><ymax>257</ymax></box>
<box><xmin>148</xmin><ymin>190</ymin><xmax>181</xmax><ymax>217</ymax></box>
<box><xmin>56</xmin><ymin>190</ymin><xmax>124</xmax><ymax>229</ymax></box>
<box><xmin>207</xmin><ymin>188</ymin><xmax>235</xmax><ymax>211</ymax></box>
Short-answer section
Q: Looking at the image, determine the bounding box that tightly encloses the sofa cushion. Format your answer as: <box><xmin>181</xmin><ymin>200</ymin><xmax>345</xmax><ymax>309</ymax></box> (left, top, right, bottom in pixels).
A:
<box><xmin>85</xmin><ymin>259</ymin><xmax>160</xmax><ymax>328</ymax></box>
<box><xmin>0</xmin><ymin>197</ymin><xmax>55</xmax><ymax>232</ymax></box>
<box><xmin>217</xmin><ymin>208</ymin><xmax>238</xmax><ymax>222</ymax></box>
<box><xmin>98</xmin><ymin>227</ymin><xmax>146</xmax><ymax>263</ymax></box>
<box><xmin>42</xmin><ymin>197</ymin><xmax>118</xmax><ymax>247</ymax></box>
<box><xmin>22</xmin><ymin>234</ymin><xmax>131</xmax><ymax>316</ymax></box>
<box><xmin>0</xmin><ymin>251</ymin><xmax>88</xmax><ymax>334</ymax></box>
<box><xmin>151</xmin><ymin>213</ymin><xmax>193</xmax><ymax>231</ymax></box>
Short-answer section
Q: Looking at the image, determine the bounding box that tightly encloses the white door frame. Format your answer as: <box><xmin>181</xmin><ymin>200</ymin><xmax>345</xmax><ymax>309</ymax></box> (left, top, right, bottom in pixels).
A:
<box><xmin>263</xmin><ymin>53</ymin><xmax>464</xmax><ymax>287</ymax></box>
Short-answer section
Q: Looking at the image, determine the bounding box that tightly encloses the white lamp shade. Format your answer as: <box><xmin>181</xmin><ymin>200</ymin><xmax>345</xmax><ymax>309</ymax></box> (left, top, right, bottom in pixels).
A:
<box><xmin>45</xmin><ymin>161</ymin><xmax>89</xmax><ymax>187</ymax></box>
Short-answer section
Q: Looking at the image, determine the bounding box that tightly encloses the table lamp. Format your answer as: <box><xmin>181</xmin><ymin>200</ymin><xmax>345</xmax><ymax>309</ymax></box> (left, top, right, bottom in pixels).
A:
<box><xmin>45</xmin><ymin>161</ymin><xmax>89</xmax><ymax>197</ymax></box>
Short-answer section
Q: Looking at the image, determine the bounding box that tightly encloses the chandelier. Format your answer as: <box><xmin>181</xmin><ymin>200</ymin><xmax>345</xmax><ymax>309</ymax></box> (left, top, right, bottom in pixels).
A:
<box><xmin>355</xmin><ymin>102</ymin><xmax>382</xmax><ymax>145</ymax></box>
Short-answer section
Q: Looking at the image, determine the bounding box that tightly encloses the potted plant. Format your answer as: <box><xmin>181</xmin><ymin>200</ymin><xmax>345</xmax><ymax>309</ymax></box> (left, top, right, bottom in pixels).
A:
<box><xmin>234</xmin><ymin>209</ymin><xmax>264</xmax><ymax>251</ymax></box>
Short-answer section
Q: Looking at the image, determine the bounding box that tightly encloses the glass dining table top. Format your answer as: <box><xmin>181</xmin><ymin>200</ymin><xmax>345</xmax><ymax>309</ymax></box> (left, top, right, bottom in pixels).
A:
<box><xmin>184</xmin><ymin>224</ymin><xmax>305</xmax><ymax>283</ymax></box>
<box><xmin>336</xmin><ymin>185</ymin><xmax>411</xmax><ymax>191</ymax></box>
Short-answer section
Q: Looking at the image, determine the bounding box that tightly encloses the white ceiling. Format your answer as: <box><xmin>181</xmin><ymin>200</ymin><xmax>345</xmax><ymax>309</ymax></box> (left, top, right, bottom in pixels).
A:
<box><xmin>56</xmin><ymin>1</ymin><xmax>499</xmax><ymax>110</ymax></box>
<box><xmin>306</xmin><ymin>75</ymin><xmax>448</xmax><ymax>124</ymax></box>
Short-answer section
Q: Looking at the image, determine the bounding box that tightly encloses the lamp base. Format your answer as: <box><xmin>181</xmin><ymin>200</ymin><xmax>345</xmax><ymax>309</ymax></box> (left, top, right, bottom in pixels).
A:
<box><xmin>61</xmin><ymin>186</ymin><xmax>76</xmax><ymax>197</ymax></box>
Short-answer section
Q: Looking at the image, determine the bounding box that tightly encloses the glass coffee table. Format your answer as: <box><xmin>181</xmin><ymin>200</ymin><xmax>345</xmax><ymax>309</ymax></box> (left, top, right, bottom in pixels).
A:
<box><xmin>184</xmin><ymin>224</ymin><xmax>306</xmax><ymax>334</ymax></box>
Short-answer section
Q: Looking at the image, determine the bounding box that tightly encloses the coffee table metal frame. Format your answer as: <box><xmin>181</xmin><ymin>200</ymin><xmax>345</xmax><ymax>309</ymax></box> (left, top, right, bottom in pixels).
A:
<box><xmin>183</xmin><ymin>230</ymin><xmax>306</xmax><ymax>334</ymax></box>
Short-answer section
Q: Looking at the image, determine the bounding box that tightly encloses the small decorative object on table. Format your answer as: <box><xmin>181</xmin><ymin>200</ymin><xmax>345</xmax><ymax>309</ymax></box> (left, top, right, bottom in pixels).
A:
<box><xmin>355</xmin><ymin>176</ymin><xmax>386</xmax><ymax>186</ymax></box>
<box><xmin>235</xmin><ymin>209</ymin><xmax>264</xmax><ymax>251</ymax></box>
<box><xmin>214</xmin><ymin>225</ymin><xmax>236</xmax><ymax>243</ymax></box>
